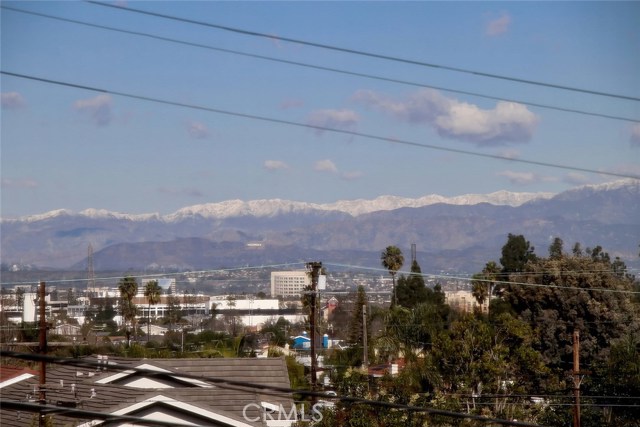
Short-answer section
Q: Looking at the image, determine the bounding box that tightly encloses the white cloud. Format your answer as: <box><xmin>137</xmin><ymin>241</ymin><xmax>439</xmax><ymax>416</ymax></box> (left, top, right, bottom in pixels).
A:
<box><xmin>186</xmin><ymin>121</ymin><xmax>210</xmax><ymax>139</ymax></box>
<box><xmin>605</xmin><ymin>163</ymin><xmax>640</xmax><ymax>179</ymax></box>
<box><xmin>353</xmin><ymin>89</ymin><xmax>537</xmax><ymax>145</ymax></box>
<box><xmin>630</xmin><ymin>123</ymin><xmax>640</xmax><ymax>147</ymax></box>
<box><xmin>158</xmin><ymin>186</ymin><xmax>204</xmax><ymax>198</ymax></box>
<box><xmin>486</xmin><ymin>12</ymin><xmax>512</xmax><ymax>36</ymax></box>
<box><xmin>497</xmin><ymin>170</ymin><xmax>555</xmax><ymax>185</ymax></box>
<box><xmin>499</xmin><ymin>149</ymin><xmax>521</xmax><ymax>159</ymax></box>
<box><xmin>1</xmin><ymin>178</ymin><xmax>38</xmax><ymax>189</ymax></box>
<box><xmin>306</xmin><ymin>109</ymin><xmax>359</xmax><ymax>135</ymax></box>
<box><xmin>74</xmin><ymin>94</ymin><xmax>113</xmax><ymax>126</ymax></box>
<box><xmin>498</xmin><ymin>170</ymin><xmax>537</xmax><ymax>185</ymax></box>
<box><xmin>340</xmin><ymin>170</ymin><xmax>364</xmax><ymax>181</ymax></box>
<box><xmin>563</xmin><ymin>172</ymin><xmax>590</xmax><ymax>186</ymax></box>
<box><xmin>314</xmin><ymin>159</ymin><xmax>338</xmax><ymax>174</ymax></box>
<box><xmin>1</xmin><ymin>92</ymin><xmax>26</xmax><ymax>109</ymax></box>
<box><xmin>264</xmin><ymin>160</ymin><xmax>289</xmax><ymax>171</ymax></box>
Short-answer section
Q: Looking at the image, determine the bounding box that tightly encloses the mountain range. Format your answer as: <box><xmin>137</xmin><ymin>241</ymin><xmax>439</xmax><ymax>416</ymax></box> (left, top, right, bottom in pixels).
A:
<box><xmin>1</xmin><ymin>179</ymin><xmax>639</xmax><ymax>274</ymax></box>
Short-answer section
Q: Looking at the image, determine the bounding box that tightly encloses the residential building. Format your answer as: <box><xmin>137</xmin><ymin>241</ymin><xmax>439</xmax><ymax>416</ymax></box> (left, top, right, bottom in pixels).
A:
<box><xmin>0</xmin><ymin>355</ymin><xmax>296</xmax><ymax>427</ymax></box>
<box><xmin>445</xmin><ymin>290</ymin><xmax>487</xmax><ymax>313</ymax></box>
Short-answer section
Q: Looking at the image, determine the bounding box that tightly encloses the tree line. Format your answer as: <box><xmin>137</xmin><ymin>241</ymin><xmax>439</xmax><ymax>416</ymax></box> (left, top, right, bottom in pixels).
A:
<box><xmin>314</xmin><ymin>235</ymin><xmax>639</xmax><ymax>426</ymax></box>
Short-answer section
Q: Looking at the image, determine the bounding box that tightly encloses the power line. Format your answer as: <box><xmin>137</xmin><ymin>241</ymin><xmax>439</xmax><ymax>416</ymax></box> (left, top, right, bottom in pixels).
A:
<box><xmin>3</xmin><ymin>5</ymin><xmax>637</xmax><ymax>124</ymax></box>
<box><xmin>2</xmin><ymin>262</ymin><xmax>638</xmax><ymax>296</ymax></box>
<box><xmin>0</xmin><ymin>350</ymin><xmax>546</xmax><ymax>427</ymax></box>
<box><xmin>1</xmin><ymin>260</ymin><xmax>637</xmax><ymax>296</ymax></box>
<box><xmin>86</xmin><ymin>0</ymin><xmax>640</xmax><ymax>103</ymax></box>
<box><xmin>0</xmin><ymin>262</ymin><xmax>305</xmax><ymax>287</ymax></box>
<box><xmin>323</xmin><ymin>263</ymin><xmax>640</xmax><ymax>295</ymax></box>
<box><xmin>0</xmin><ymin>400</ymin><xmax>211</xmax><ymax>427</ymax></box>
<box><xmin>3</xmin><ymin>70</ymin><xmax>639</xmax><ymax>182</ymax></box>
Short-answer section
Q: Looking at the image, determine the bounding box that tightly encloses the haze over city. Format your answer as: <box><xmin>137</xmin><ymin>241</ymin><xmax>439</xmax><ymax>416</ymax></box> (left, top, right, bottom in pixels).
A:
<box><xmin>2</xmin><ymin>1</ymin><xmax>639</xmax><ymax>219</ymax></box>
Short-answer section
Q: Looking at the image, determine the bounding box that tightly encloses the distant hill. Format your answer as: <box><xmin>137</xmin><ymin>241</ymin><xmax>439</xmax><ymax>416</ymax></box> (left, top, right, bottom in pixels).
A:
<box><xmin>1</xmin><ymin>180</ymin><xmax>638</xmax><ymax>273</ymax></box>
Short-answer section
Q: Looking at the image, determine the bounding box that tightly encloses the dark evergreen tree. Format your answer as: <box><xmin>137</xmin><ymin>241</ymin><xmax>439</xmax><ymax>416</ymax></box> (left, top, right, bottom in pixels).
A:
<box><xmin>345</xmin><ymin>286</ymin><xmax>370</xmax><ymax>367</ymax></box>
<box><xmin>396</xmin><ymin>259</ymin><xmax>428</xmax><ymax>309</ymax></box>
<box><xmin>500</xmin><ymin>233</ymin><xmax>537</xmax><ymax>274</ymax></box>
<box><xmin>548</xmin><ymin>236</ymin><xmax>564</xmax><ymax>259</ymax></box>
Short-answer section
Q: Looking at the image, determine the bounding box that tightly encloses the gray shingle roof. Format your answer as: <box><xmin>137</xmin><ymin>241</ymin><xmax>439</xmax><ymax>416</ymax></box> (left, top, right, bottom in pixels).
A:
<box><xmin>1</xmin><ymin>356</ymin><xmax>293</xmax><ymax>427</ymax></box>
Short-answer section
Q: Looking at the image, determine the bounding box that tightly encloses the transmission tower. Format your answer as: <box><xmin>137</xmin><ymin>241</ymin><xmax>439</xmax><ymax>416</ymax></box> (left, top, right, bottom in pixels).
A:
<box><xmin>411</xmin><ymin>243</ymin><xmax>417</xmax><ymax>264</ymax></box>
<box><xmin>87</xmin><ymin>243</ymin><xmax>95</xmax><ymax>299</ymax></box>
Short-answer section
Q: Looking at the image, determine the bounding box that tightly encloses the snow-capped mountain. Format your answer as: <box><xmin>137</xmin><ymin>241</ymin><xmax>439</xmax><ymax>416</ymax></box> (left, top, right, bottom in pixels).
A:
<box><xmin>1</xmin><ymin>180</ymin><xmax>638</xmax><ymax>271</ymax></box>
<box><xmin>4</xmin><ymin>189</ymin><xmax>555</xmax><ymax>224</ymax></box>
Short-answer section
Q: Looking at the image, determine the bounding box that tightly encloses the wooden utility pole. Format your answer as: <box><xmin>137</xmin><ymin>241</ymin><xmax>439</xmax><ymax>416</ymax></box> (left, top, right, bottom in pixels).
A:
<box><xmin>38</xmin><ymin>281</ymin><xmax>47</xmax><ymax>426</ymax></box>
<box><xmin>362</xmin><ymin>304</ymin><xmax>368</xmax><ymax>369</ymax></box>
<box><xmin>306</xmin><ymin>262</ymin><xmax>322</xmax><ymax>392</ymax></box>
<box><xmin>573</xmin><ymin>329</ymin><xmax>581</xmax><ymax>427</ymax></box>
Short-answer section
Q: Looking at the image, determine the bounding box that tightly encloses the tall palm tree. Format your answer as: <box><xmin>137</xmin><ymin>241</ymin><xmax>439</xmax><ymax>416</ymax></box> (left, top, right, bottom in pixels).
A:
<box><xmin>144</xmin><ymin>280</ymin><xmax>162</xmax><ymax>341</ymax></box>
<box><xmin>381</xmin><ymin>246</ymin><xmax>404</xmax><ymax>307</ymax></box>
<box><xmin>118</xmin><ymin>276</ymin><xmax>138</xmax><ymax>345</ymax></box>
<box><xmin>471</xmin><ymin>261</ymin><xmax>500</xmax><ymax>314</ymax></box>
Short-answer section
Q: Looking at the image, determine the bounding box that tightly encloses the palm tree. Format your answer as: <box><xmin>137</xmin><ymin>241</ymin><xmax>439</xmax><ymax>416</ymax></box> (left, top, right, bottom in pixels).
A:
<box><xmin>471</xmin><ymin>261</ymin><xmax>500</xmax><ymax>314</ymax></box>
<box><xmin>118</xmin><ymin>276</ymin><xmax>138</xmax><ymax>345</ymax></box>
<box><xmin>381</xmin><ymin>246</ymin><xmax>404</xmax><ymax>307</ymax></box>
<box><xmin>144</xmin><ymin>280</ymin><xmax>162</xmax><ymax>341</ymax></box>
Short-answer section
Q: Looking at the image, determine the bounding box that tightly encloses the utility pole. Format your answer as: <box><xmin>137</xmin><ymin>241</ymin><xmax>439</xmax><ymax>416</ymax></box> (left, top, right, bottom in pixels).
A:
<box><xmin>362</xmin><ymin>304</ymin><xmax>368</xmax><ymax>369</ymax></box>
<box><xmin>573</xmin><ymin>329</ymin><xmax>581</xmax><ymax>427</ymax></box>
<box><xmin>38</xmin><ymin>281</ymin><xmax>47</xmax><ymax>427</ymax></box>
<box><xmin>306</xmin><ymin>262</ymin><xmax>322</xmax><ymax>393</ymax></box>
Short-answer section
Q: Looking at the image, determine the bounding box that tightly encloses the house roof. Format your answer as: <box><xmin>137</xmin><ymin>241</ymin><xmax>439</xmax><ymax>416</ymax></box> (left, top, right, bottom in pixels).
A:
<box><xmin>0</xmin><ymin>356</ymin><xmax>293</xmax><ymax>427</ymax></box>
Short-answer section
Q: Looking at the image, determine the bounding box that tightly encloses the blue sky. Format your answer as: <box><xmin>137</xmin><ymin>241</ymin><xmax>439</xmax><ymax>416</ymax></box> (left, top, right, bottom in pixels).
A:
<box><xmin>1</xmin><ymin>1</ymin><xmax>639</xmax><ymax>218</ymax></box>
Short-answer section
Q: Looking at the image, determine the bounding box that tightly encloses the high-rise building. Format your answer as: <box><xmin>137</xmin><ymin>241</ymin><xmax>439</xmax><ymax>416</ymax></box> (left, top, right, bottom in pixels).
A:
<box><xmin>270</xmin><ymin>270</ymin><xmax>310</xmax><ymax>297</ymax></box>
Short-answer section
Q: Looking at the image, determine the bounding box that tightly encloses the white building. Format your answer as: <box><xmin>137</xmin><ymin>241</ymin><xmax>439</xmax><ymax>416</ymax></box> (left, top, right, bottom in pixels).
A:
<box><xmin>139</xmin><ymin>278</ymin><xmax>176</xmax><ymax>295</ymax></box>
<box><xmin>445</xmin><ymin>290</ymin><xmax>488</xmax><ymax>313</ymax></box>
<box><xmin>211</xmin><ymin>297</ymin><xmax>305</xmax><ymax>330</ymax></box>
<box><xmin>270</xmin><ymin>270</ymin><xmax>310</xmax><ymax>297</ymax></box>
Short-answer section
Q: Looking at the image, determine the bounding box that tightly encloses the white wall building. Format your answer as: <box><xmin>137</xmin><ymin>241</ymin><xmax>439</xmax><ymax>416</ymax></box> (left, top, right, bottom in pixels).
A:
<box><xmin>210</xmin><ymin>297</ymin><xmax>306</xmax><ymax>330</ymax></box>
<box><xmin>270</xmin><ymin>270</ymin><xmax>310</xmax><ymax>297</ymax></box>
<box><xmin>445</xmin><ymin>290</ymin><xmax>488</xmax><ymax>313</ymax></box>
<box><xmin>139</xmin><ymin>278</ymin><xmax>177</xmax><ymax>295</ymax></box>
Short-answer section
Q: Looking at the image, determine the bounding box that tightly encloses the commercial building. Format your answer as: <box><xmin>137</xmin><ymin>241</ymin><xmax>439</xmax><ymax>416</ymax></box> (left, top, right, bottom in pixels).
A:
<box><xmin>270</xmin><ymin>271</ymin><xmax>310</xmax><ymax>298</ymax></box>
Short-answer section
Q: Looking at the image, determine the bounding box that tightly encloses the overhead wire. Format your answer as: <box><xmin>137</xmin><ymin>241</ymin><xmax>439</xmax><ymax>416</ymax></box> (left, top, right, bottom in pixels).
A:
<box><xmin>1</xmin><ymin>260</ymin><xmax>638</xmax><ymax>295</ymax></box>
<box><xmin>86</xmin><ymin>0</ymin><xmax>640</xmax><ymax>103</ymax></box>
<box><xmin>0</xmin><ymin>400</ymin><xmax>197</xmax><ymax>427</ymax></box>
<box><xmin>0</xmin><ymin>350</ymin><xmax>546</xmax><ymax>427</ymax></box>
<box><xmin>3</xmin><ymin>70</ymin><xmax>640</xmax><ymax>183</ymax></box>
<box><xmin>2</xmin><ymin>5</ymin><xmax>637</xmax><ymax>124</ymax></box>
<box><xmin>323</xmin><ymin>262</ymin><xmax>640</xmax><ymax>295</ymax></box>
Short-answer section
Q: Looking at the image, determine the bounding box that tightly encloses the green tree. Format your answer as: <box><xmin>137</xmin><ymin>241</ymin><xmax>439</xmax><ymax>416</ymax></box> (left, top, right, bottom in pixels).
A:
<box><xmin>396</xmin><ymin>259</ymin><xmax>428</xmax><ymax>309</ymax></box>
<box><xmin>347</xmin><ymin>286</ymin><xmax>370</xmax><ymax>366</ymax></box>
<box><xmin>118</xmin><ymin>276</ymin><xmax>138</xmax><ymax>344</ymax></box>
<box><xmin>143</xmin><ymin>280</ymin><xmax>162</xmax><ymax>341</ymax></box>
<box><xmin>500</xmin><ymin>242</ymin><xmax>639</xmax><ymax>373</ymax></box>
<box><xmin>471</xmin><ymin>261</ymin><xmax>500</xmax><ymax>311</ymax></box>
<box><xmin>590</xmin><ymin>332</ymin><xmax>640</xmax><ymax>425</ymax></box>
<box><xmin>165</xmin><ymin>294</ymin><xmax>182</xmax><ymax>331</ymax></box>
<box><xmin>500</xmin><ymin>233</ymin><xmax>537</xmax><ymax>274</ymax></box>
<box><xmin>424</xmin><ymin>313</ymin><xmax>550</xmax><ymax>421</ymax></box>
<box><xmin>260</xmin><ymin>316</ymin><xmax>290</xmax><ymax>347</ymax></box>
<box><xmin>381</xmin><ymin>246</ymin><xmax>404</xmax><ymax>307</ymax></box>
<box><xmin>548</xmin><ymin>236</ymin><xmax>564</xmax><ymax>259</ymax></box>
